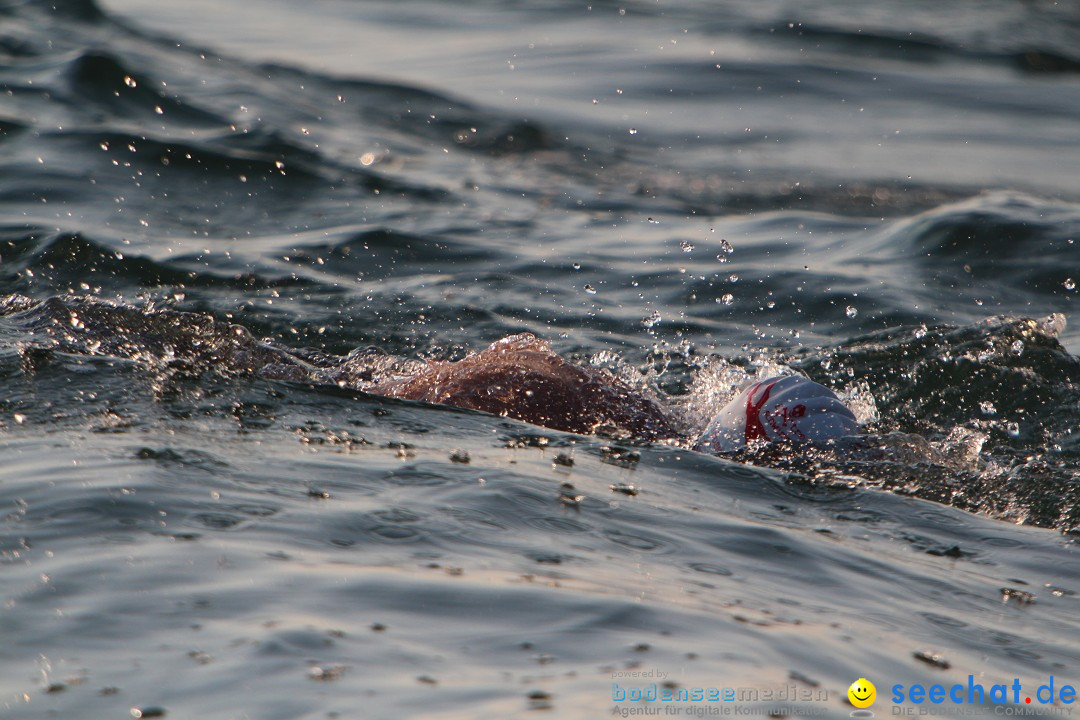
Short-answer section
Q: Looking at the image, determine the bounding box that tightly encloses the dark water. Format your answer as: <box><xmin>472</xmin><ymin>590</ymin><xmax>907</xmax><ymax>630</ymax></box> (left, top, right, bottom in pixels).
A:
<box><xmin>1</xmin><ymin>0</ymin><xmax>1079</xmax><ymax>718</ymax></box>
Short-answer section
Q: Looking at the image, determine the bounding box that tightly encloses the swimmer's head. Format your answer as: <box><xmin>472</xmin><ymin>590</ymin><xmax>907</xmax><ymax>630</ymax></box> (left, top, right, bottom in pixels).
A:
<box><xmin>694</xmin><ymin>375</ymin><xmax>859</xmax><ymax>454</ymax></box>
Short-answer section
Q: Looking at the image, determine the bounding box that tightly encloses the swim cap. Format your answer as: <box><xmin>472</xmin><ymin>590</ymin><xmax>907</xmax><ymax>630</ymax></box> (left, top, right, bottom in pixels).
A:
<box><xmin>694</xmin><ymin>375</ymin><xmax>859</xmax><ymax>453</ymax></box>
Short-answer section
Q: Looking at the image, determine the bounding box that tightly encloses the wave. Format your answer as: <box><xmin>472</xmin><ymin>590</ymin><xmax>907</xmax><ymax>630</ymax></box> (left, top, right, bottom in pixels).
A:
<box><xmin>878</xmin><ymin>193</ymin><xmax>1080</xmax><ymax>297</ymax></box>
<box><xmin>0</xmin><ymin>229</ymin><xmax>314</xmax><ymax>292</ymax></box>
<box><xmin>759</xmin><ymin>8</ymin><xmax>1080</xmax><ymax>74</ymax></box>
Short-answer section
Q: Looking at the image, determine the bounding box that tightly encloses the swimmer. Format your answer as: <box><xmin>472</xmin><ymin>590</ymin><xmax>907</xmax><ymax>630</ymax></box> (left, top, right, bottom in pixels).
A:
<box><xmin>370</xmin><ymin>333</ymin><xmax>860</xmax><ymax>453</ymax></box>
<box><xmin>1</xmin><ymin>294</ymin><xmax>860</xmax><ymax>453</ymax></box>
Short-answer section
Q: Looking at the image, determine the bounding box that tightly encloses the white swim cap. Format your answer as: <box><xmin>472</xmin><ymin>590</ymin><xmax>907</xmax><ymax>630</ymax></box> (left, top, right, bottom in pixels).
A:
<box><xmin>694</xmin><ymin>375</ymin><xmax>859</xmax><ymax>453</ymax></box>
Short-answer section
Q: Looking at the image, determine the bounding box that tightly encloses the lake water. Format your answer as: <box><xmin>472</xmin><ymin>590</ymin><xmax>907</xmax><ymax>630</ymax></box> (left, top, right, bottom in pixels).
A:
<box><xmin>1</xmin><ymin>0</ymin><xmax>1078</xmax><ymax>718</ymax></box>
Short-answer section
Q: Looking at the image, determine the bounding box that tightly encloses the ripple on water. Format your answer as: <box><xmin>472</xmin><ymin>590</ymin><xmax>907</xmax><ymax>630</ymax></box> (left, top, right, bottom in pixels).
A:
<box><xmin>977</xmin><ymin>536</ymin><xmax>1028</xmax><ymax>548</ymax></box>
<box><xmin>382</xmin><ymin>463</ymin><xmax>468</xmax><ymax>487</ymax></box>
<box><xmin>688</xmin><ymin>562</ymin><xmax>734</xmax><ymax>577</ymax></box>
<box><xmin>603</xmin><ymin>528</ymin><xmax>675</xmax><ymax>554</ymax></box>
<box><xmin>438</xmin><ymin>506</ymin><xmax>510</xmax><ymax>532</ymax></box>
<box><xmin>521</xmin><ymin>515</ymin><xmax>591</xmax><ymax>534</ymax></box>
<box><xmin>46</xmin><ymin>505</ymin><xmax>109</xmax><ymax>523</ymax></box>
<box><xmin>186</xmin><ymin>512</ymin><xmax>247</xmax><ymax>531</ymax></box>
<box><xmin>368</xmin><ymin>525</ymin><xmax>423</xmax><ymax>543</ymax></box>
<box><xmin>371</xmin><ymin>507</ymin><xmax>422</xmax><ymax>523</ymax></box>
<box><xmin>920</xmin><ymin>612</ymin><xmax>970</xmax><ymax>629</ymax></box>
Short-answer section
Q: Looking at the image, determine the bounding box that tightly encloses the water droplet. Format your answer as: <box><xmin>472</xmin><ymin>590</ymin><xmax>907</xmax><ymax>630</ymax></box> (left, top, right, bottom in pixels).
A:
<box><xmin>1065</xmin><ymin>278</ymin><xmax>1076</xmax><ymax>291</ymax></box>
<box><xmin>719</xmin><ymin>293</ymin><xmax>734</xmax><ymax>305</ymax></box>
<box><xmin>572</xmin><ymin>263</ymin><xmax>581</xmax><ymax>270</ymax></box>
<box><xmin>766</xmin><ymin>300</ymin><xmax>776</xmax><ymax>309</ymax></box>
<box><xmin>914</xmin><ymin>324</ymin><xmax>927</xmax><ymax>339</ymax></box>
<box><xmin>728</xmin><ymin>273</ymin><xmax>738</xmax><ymax>282</ymax></box>
<box><xmin>584</xmin><ymin>284</ymin><xmax>597</xmax><ymax>294</ymax></box>
<box><xmin>1006</xmin><ymin>422</ymin><xmax>1020</xmax><ymax>438</ymax></box>
<box><xmin>845</xmin><ymin>306</ymin><xmax>858</xmax><ymax>318</ymax></box>
<box><xmin>641</xmin><ymin>310</ymin><xmax>662</xmax><ymax>328</ymax></box>
<box><xmin>628</xmin><ymin>128</ymin><xmax>637</xmax><ymax>135</ymax></box>
<box><xmin>13</xmin><ymin>413</ymin><xmax>26</xmax><ymax>424</ymax></box>
<box><xmin>680</xmin><ymin>241</ymin><xmax>694</xmax><ymax>253</ymax></box>
<box><xmin>307</xmin><ymin>665</ymin><xmax>345</xmax><ymax>682</ymax></box>
<box><xmin>1010</xmin><ymin>339</ymin><xmax>1024</xmax><ymax>355</ymax></box>
<box><xmin>979</xmin><ymin>401</ymin><xmax>998</xmax><ymax>417</ymax></box>
<box><xmin>123</xmin><ymin>75</ymin><xmax>137</xmax><ymax>88</ymax></box>
<box><xmin>718</xmin><ymin>238</ymin><xmax>733</xmax><ymax>255</ymax></box>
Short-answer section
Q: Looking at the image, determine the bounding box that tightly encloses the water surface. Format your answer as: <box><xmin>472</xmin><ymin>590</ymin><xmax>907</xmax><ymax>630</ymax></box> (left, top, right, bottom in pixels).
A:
<box><xmin>1</xmin><ymin>0</ymin><xmax>1078</xmax><ymax>717</ymax></box>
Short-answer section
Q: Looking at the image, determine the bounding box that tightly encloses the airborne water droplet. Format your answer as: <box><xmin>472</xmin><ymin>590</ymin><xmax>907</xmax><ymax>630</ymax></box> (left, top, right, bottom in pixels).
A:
<box><xmin>845</xmin><ymin>306</ymin><xmax>858</xmax><ymax>318</ymax></box>
<box><xmin>1066</xmin><ymin>278</ymin><xmax>1076</xmax><ymax>291</ymax></box>
<box><xmin>719</xmin><ymin>294</ymin><xmax>734</xmax><ymax>305</ymax></box>
<box><xmin>584</xmin><ymin>284</ymin><xmax>597</xmax><ymax>294</ymax></box>
<box><xmin>680</xmin><ymin>241</ymin><xmax>694</xmax><ymax>253</ymax></box>
<box><xmin>641</xmin><ymin>310</ymin><xmax>661</xmax><ymax>328</ymax></box>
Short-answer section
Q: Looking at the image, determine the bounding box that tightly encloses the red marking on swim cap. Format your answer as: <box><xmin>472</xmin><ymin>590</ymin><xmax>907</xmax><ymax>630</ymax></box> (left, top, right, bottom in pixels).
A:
<box><xmin>791</xmin><ymin>404</ymin><xmax>806</xmax><ymax>418</ymax></box>
<box><xmin>744</xmin><ymin>380</ymin><xmax>778</xmax><ymax>445</ymax></box>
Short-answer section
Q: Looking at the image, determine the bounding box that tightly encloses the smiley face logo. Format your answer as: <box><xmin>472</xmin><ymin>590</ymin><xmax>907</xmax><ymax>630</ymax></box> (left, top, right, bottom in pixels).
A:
<box><xmin>848</xmin><ymin>678</ymin><xmax>876</xmax><ymax>708</ymax></box>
